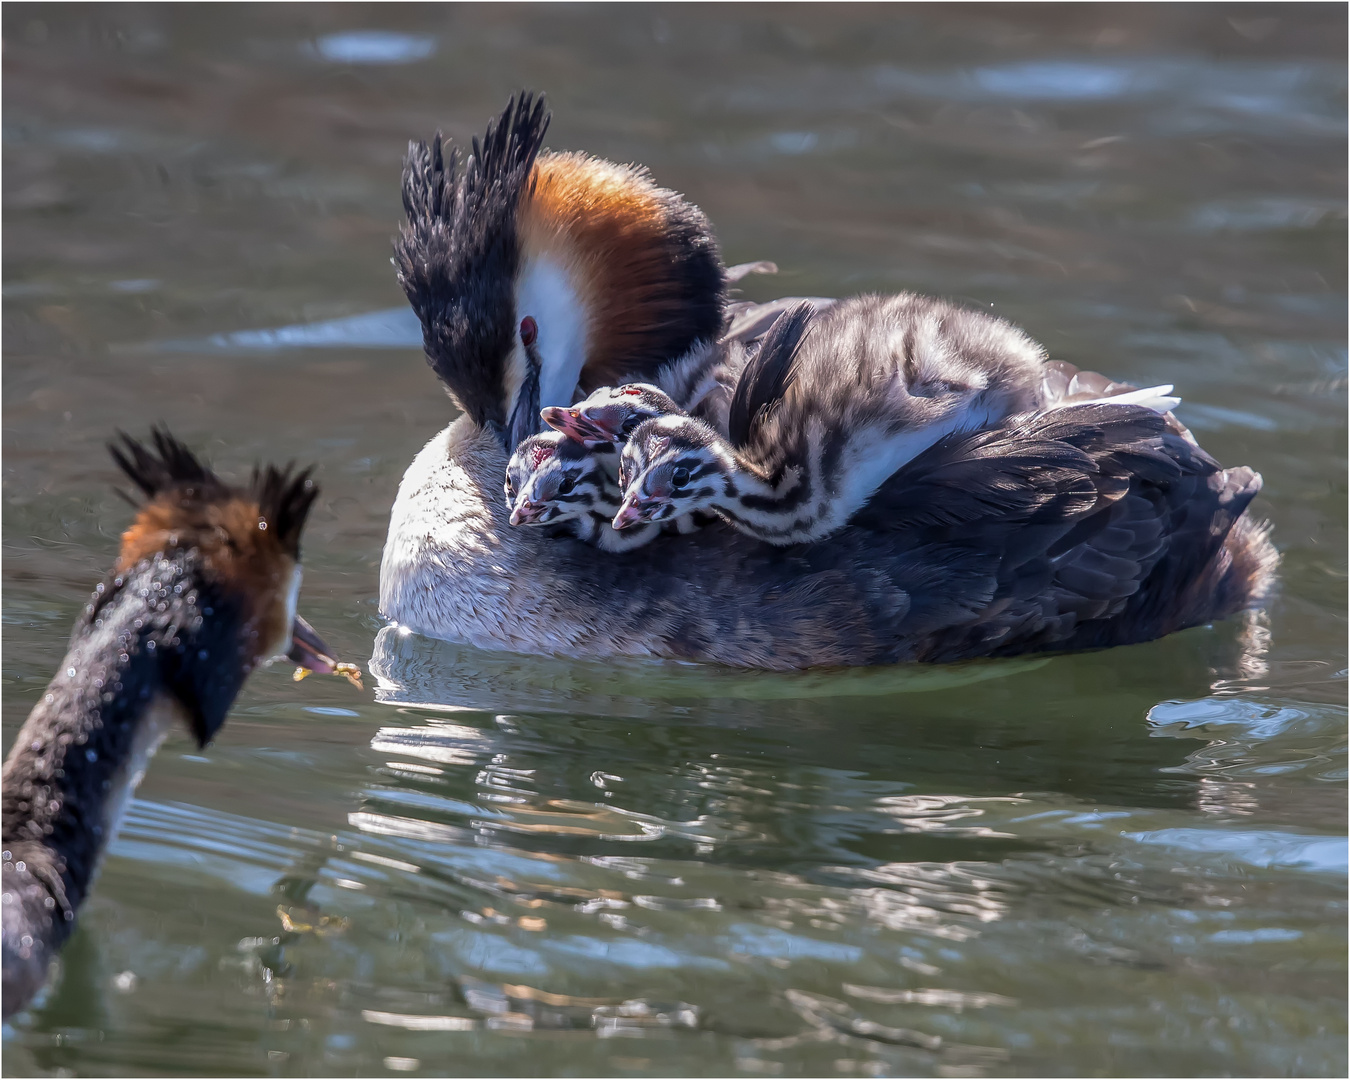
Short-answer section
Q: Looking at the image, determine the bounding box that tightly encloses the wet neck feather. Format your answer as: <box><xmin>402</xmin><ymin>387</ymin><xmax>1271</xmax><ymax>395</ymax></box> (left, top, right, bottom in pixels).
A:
<box><xmin>2</xmin><ymin>558</ymin><xmax>244</xmax><ymax>938</ymax></box>
<box><xmin>3</xmin><ymin>603</ymin><xmax>170</xmax><ymax>956</ymax></box>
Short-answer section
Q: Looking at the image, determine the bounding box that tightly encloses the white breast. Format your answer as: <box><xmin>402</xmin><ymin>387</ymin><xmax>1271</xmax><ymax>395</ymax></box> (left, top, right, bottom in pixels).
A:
<box><xmin>380</xmin><ymin>420</ymin><xmax>621</xmax><ymax>656</ymax></box>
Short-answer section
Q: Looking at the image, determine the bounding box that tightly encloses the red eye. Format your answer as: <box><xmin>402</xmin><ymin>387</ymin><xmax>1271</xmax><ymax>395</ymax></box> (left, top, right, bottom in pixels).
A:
<box><xmin>520</xmin><ymin>316</ymin><xmax>538</xmax><ymax>347</ymax></box>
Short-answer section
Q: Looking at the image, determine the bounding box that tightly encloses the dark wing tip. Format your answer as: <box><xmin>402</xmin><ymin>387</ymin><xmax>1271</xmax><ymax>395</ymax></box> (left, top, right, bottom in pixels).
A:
<box><xmin>727</xmin><ymin>301</ymin><xmax>815</xmax><ymax>448</ymax></box>
<box><xmin>108</xmin><ymin>425</ymin><xmax>222</xmax><ymax>500</ymax></box>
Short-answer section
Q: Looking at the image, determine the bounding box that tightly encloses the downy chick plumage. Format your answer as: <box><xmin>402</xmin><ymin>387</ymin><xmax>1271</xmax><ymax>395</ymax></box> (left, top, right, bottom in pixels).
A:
<box><xmin>615</xmin><ymin>297</ymin><xmax>1179</xmax><ymax>543</ymax></box>
<box><xmin>382</xmin><ymin>93</ymin><xmax>1275</xmax><ymax>667</ymax></box>
<box><xmin>505</xmin><ymin>431</ymin><xmax>661</xmax><ymax>552</ymax></box>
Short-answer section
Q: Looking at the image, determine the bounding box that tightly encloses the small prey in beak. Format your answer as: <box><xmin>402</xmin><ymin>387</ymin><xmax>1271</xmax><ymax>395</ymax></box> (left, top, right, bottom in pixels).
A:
<box><xmin>288</xmin><ymin>614</ymin><xmax>363</xmax><ymax>689</ymax></box>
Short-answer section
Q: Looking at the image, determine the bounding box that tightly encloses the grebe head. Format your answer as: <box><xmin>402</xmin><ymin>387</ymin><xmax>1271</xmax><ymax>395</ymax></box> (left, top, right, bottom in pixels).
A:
<box><xmin>505</xmin><ymin>431</ymin><xmax>612</xmax><ymax>527</ymax></box>
<box><xmin>105</xmin><ymin>428</ymin><xmax>330</xmax><ymax>745</ymax></box>
<box><xmin>540</xmin><ymin>382</ymin><xmax>683</xmax><ymax>446</ymax></box>
<box><xmin>613</xmin><ymin>415</ymin><xmax>725</xmax><ymax>530</ymax></box>
<box><xmin>395</xmin><ymin>93</ymin><xmax>726</xmax><ymax>452</ymax></box>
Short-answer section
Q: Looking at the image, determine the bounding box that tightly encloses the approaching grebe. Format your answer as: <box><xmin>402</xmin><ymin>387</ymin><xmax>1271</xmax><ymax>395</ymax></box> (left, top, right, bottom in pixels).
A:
<box><xmin>379</xmin><ymin>94</ymin><xmax>1276</xmax><ymax>667</ymax></box>
<box><xmin>2</xmin><ymin>430</ymin><xmax>344</xmax><ymax>1018</ymax></box>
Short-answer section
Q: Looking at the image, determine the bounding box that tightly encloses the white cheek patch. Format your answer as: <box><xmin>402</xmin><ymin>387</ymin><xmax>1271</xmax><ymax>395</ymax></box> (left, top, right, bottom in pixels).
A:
<box><xmin>264</xmin><ymin>564</ymin><xmax>304</xmax><ymax>665</ymax></box>
<box><xmin>516</xmin><ymin>256</ymin><xmax>589</xmax><ymax>411</ymax></box>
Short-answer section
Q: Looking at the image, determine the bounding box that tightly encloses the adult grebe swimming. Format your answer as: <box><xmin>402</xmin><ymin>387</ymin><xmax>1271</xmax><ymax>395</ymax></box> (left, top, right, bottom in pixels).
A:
<box><xmin>379</xmin><ymin>95</ymin><xmax>1276</xmax><ymax>669</ymax></box>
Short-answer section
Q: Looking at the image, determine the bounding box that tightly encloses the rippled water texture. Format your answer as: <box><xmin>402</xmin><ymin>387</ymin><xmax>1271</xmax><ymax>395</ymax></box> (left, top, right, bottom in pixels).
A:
<box><xmin>3</xmin><ymin>5</ymin><xmax>1346</xmax><ymax>1077</ymax></box>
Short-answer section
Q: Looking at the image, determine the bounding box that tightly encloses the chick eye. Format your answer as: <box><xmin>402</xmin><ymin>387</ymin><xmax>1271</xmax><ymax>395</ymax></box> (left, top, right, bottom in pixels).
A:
<box><xmin>520</xmin><ymin>316</ymin><xmax>538</xmax><ymax>347</ymax></box>
<box><xmin>672</xmin><ymin>467</ymin><xmax>691</xmax><ymax>488</ymax></box>
<box><xmin>558</xmin><ymin>477</ymin><xmax>576</xmax><ymax>495</ymax></box>
<box><xmin>621</xmin><ymin>415</ymin><xmax>642</xmax><ymax>436</ymax></box>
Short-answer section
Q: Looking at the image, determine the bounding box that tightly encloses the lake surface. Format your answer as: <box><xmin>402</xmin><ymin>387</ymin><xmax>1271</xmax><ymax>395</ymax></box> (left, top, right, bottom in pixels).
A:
<box><xmin>3</xmin><ymin>5</ymin><xmax>1345</xmax><ymax>1076</ymax></box>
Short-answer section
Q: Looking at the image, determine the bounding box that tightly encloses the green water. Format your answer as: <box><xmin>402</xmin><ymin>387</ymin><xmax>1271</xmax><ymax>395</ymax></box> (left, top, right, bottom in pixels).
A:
<box><xmin>3</xmin><ymin>5</ymin><xmax>1345</xmax><ymax>1076</ymax></box>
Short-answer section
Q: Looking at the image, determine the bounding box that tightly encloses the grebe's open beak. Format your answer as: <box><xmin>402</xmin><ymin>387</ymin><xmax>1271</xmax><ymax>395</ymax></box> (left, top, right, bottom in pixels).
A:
<box><xmin>510</xmin><ymin>501</ymin><xmax>549</xmax><ymax>526</ymax></box>
<box><xmin>287</xmin><ymin>615</ymin><xmax>364</xmax><ymax>690</ymax></box>
<box><xmin>287</xmin><ymin>614</ymin><xmax>340</xmax><ymax>674</ymax></box>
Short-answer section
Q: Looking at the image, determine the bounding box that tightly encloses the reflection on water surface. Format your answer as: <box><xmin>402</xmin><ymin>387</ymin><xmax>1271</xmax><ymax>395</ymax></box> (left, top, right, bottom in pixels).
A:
<box><xmin>3</xmin><ymin>4</ymin><xmax>1345</xmax><ymax>1077</ymax></box>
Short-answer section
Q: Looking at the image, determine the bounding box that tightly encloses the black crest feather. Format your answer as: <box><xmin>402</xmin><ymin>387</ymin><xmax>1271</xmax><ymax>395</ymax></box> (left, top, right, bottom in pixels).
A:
<box><xmin>727</xmin><ymin>301</ymin><xmax>814</xmax><ymax>448</ymax></box>
<box><xmin>395</xmin><ymin>92</ymin><xmax>551</xmax><ymax>434</ymax></box>
<box><xmin>250</xmin><ymin>463</ymin><xmax>319</xmax><ymax>559</ymax></box>
<box><xmin>109</xmin><ymin>428</ymin><xmax>319</xmax><ymax>558</ymax></box>
<box><xmin>109</xmin><ymin>426</ymin><xmax>228</xmax><ymax>502</ymax></box>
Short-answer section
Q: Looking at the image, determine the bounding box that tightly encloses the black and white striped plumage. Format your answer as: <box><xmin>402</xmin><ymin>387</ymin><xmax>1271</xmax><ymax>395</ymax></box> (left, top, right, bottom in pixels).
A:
<box><xmin>538</xmin><ymin>383</ymin><xmax>712</xmax><ymax>537</ymax></box>
<box><xmin>615</xmin><ymin>295</ymin><xmax>1165</xmax><ymax>545</ymax></box>
<box><xmin>540</xmin><ymin>382</ymin><xmax>684</xmax><ymax>446</ymax></box>
<box><xmin>505</xmin><ymin>432</ymin><xmax>660</xmax><ymax>552</ymax></box>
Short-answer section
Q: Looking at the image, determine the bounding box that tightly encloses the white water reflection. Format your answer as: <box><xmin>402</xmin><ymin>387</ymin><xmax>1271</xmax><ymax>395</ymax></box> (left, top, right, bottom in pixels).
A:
<box><xmin>153</xmin><ymin>307</ymin><xmax>423</xmax><ymax>353</ymax></box>
<box><xmin>368</xmin><ymin>624</ymin><xmax>1051</xmax><ymax>717</ymax></box>
<box><xmin>1123</xmin><ymin>827</ymin><xmax>1347</xmax><ymax>874</ymax></box>
<box><xmin>310</xmin><ymin>31</ymin><xmax>436</xmax><ymax>65</ymax></box>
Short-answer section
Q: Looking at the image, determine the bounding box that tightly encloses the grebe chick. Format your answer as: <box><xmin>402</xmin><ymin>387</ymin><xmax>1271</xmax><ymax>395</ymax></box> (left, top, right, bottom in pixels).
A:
<box><xmin>538</xmin><ymin>386</ymin><xmax>711</xmax><ymax>536</ymax></box>
<box><xmin>505</xmin><ymin>431</ymin><xmax>661</xmax><ymax>552</ymax></box>
<box><xmin>541</xmin><ymin>382</ymin><xmax>685</xmax><ymax>445</ymax></box>
<box><xmin>612</xmin><ymin>297</ymin><xmax>1173</xmax><ymax>543</ymax></box>
<box><xmin>2</xmin><ymin>430</ymin><xmax>344</xmax><ymax>1018</ymax></box>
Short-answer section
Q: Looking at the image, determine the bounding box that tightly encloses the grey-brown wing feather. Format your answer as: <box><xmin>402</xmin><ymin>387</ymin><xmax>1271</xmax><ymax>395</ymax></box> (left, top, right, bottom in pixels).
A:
<box><xmin>726</xmin><ymin>300</ymin><xmax>815</xmax><ymax>448</ymax></box>
<box><xmin>1039</xmin><ymin>358</ymin><xmax>1197</xmax><ymax>443</ymax></box>
<box><xmin>723</xmin><ymin>296</ymin><xmax>836</xmax><ymax>345</ymax></box>
<box><xmin>466</xmin><ymin>400</ymin><xmax>1270</xmax><ymax>668</ymax></box>
<box><xmin>853</xmin><ymin>404</ymin><xmax>1261</xmax><ymax>658</ymax></box>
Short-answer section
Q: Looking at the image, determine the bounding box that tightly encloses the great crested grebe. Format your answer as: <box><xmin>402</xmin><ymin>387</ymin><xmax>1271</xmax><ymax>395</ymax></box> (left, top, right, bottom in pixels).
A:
<box><xmin>379</xmin><ymin>94</ymin><xmax>1276</xmax><ymax>667</ymax></box>
<box><xmin>542</xmin><ymin>382</ymin><xmax>686</xmax><ymax>446</ymax></box>
<box><xmin>505</xmin><ymin>430</ymin><xmax>663</xmax><ymax>552</ymax></box>
<box><xmin>2</xmin><ymin>430</ymin><xmax>344</xmax><ymax>1018</ymax></box>
<box><xmin>395</xmin><ymin>94</ymin><xmax>728</xmax><ymax>453</ymax></box>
